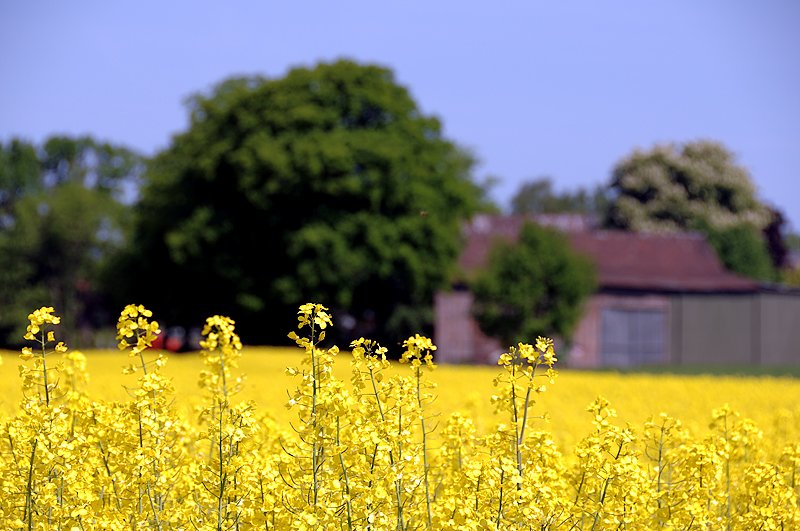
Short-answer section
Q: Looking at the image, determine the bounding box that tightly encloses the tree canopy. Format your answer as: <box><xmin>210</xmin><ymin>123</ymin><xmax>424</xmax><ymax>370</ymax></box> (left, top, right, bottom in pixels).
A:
<box><xmin>120</xmin><ymin>60</ymin><xmax>487</xmax><ymax>345</ymax></box>
<box><xmin>605</xmin><ymin>140</ymin><xmax>768</xmax><ymax>232</ymax></box>
<box><xmin>471</xmin><ymin>222</ymin><xmax>596</xmax><ymax>347</ymax></box>
<box><xmin>700</xmin><ymin>221</ymin><xmax>776</xmax><ymax>282</ymax></box>
<box><xmin>604</xmin><ymin>140</ymin><xmax>777</xmax><ymax>280</ymax></box>
<box><xmin>511</xmin><ymin>177</ymin><xmax>607</xmax><ymax>218</ymax></box>
<box><xmin>0</xmin><ymin>136</ymin><xmax>142</xmax><ymax>345</ymax></box>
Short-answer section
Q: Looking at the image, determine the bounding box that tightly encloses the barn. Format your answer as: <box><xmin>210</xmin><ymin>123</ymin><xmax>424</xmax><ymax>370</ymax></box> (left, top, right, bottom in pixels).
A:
<box><xmin>434</xmin><ymin>214</ymin><xmax>800</xmax><ymax>367</ymax></box>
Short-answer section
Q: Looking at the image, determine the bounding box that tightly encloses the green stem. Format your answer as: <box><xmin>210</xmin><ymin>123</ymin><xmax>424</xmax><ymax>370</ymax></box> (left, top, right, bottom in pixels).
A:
<box><xmin>396</xmin><ymin>385</ymin><xmax>405</xmax><ymax>531</ymax></box>
<box><xmin>416</xmin><ymin>366</ymin><xmax>432</xmax><ymax>530</ymax></box>
<box><xmin>509</xmin><ymin>363</ymin><xmax>523</xmax><ymax>490</ymax></box>
<box><xmin>369</xmin><ymin>368</ymin><xmax>385</xmax><ymax>421</ymax></box>
<box><xmin>217</xmin><ymin>404</ymin><xmax>227</xmax><ymax>531</ymax></box>
<box><xmin>310</xmin><ymin>319</ymin><xmax>320</xmax><ymax>509</ymax></box>
<box><xmin>475</xmin><ymin>469</ymin><xmax>482</xmax><ymax>512</ymax></box>
<box><xmin>517</xmin><ymin>361</ymin><xmax>537</xmax><ymax>450</ymax></box>
<box><xmin>40</xmin><ymin>334</ymin><xmax>50</xmax><ymax>407</ymax></box>
<box><xmin>574</xmin><ymin>470</ymin><xmax>586</xmax><ymax>505</ymax></box>
<box><xmin>220</xmin><ymin>350</ymin><xmax>228</xmax><ymax>401</ymax></box>
<box><xmin>138</xmin><ymin>346</ymin><xmax>148</xmax><ymax>375</ymax></box>
<box><xmin>97</xmin><ymin>437</ymin><xmax>123</xmax><ymax>511</ymax></box>
<box><xmin>591</xmin><ymin>442</ymin><xmax>624</xmax><ymax>531</ymax></box>
<box><xmin>516</xmin><ymin>385</ymin><xmax>533</xmax><ymax>490</ymax></box>
<box><xmin>336</xmin><ymin>416</ymin><xmax>353</xmax><ymax>531</ymax></box>
<box><xmin>25</xmin><ymin>438</ymin><xmax>38</xmax><ymax>531</ymax></box>
<box><xmin>369</xmin><ymin>367</ymin><xmax>403</xmax><ymax>530</ymax></box>
<box><xmin>146</xmin><ymin>483</ymin><xmax>163</xmax><ymax>530</ymax></box>
<box><xmin>496</xmin><ymin>464</ymin><xmax>505</xmax><ymax>529</ymax></box>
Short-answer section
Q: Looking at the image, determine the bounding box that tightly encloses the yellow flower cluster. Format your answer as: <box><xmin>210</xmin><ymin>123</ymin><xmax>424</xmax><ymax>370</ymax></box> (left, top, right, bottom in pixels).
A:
<box><xmin>198</xmin><ymin>315</ymin><xmax>243</xmax><ymax>400</ymax></box>
<box><xmin>18</xmin><ymin>307</ymin><xmax>68</xmax><ymax>406</ymax></box>
<box><xmin>116</xmin><ymin>304</ymin><xmax>160</xmax><ymax>355</ymax></box>
<box><xmin>401</xmin><ymin>334</ymin><xmax>437</xmax><ymax>370</ymax></box>
<box><xmin>0</xmin><ymin>303</ymin><xmax>798</xmax><ymax>529</ymax></box>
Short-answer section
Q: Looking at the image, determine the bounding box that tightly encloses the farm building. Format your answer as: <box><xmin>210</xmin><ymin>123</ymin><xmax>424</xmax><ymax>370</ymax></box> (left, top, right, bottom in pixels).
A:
<box><xmin>434</xmin><ymin>214</ymin><xmax>800</xmax><ymax>367</ymax></box>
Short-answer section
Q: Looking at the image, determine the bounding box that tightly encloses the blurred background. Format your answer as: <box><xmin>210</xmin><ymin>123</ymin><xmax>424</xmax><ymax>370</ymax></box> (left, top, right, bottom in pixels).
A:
<box><xmin>1</xmin><ymin>1</ymin><xmax>799</xmax><ymax>363</ymax></box>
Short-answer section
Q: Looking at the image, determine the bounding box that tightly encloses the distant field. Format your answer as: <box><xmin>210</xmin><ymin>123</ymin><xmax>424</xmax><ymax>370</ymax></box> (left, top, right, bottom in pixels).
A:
<box><xmin>606</xmin><ymin>363</ymin><xmax>800</xmax><ymax>378</ymax></box>
<box><xmin>2</xmin><ymin>346</ymin><xmax>798</xmax><ymax>452</ymax></box>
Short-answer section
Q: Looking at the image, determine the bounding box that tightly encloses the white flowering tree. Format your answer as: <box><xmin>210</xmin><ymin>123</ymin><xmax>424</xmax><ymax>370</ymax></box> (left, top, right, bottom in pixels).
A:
<box><xmin>605</xmin><ymin>140</ymin><xmax>768</xmax><ymax>233</ymax></box>
<box><xmin>604</xmin><ymin>140</ymin><xmax>777</xmax><ymax>280</ymax></box>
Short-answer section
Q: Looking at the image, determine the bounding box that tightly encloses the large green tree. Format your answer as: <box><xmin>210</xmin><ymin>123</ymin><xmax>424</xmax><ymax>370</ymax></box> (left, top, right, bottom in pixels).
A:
<box><xmin>0</xmin><ymin>136</ymin><xmax>142</xmax><ymax>345</ymax></box>
<box><xmin>471</xmin><ymin>222</ymin><xmax>596</xmax><ymax>347</ymax></box>
<box><xmin>120</xmin><ymin>60</ymin><xmax>487</xmax><ymax>345</ymax></box>
<box><xmin>604</xmin><ymin>140</ymin><xmax>776</xmax><ymax>280</ymax></box>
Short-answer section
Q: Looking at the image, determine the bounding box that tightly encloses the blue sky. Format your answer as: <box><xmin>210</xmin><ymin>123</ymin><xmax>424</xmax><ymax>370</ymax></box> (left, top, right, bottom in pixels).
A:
<box><xmin>2</xmin><ymin>1</ymin><xmax>799</xmax><ymax>229</ymax></box>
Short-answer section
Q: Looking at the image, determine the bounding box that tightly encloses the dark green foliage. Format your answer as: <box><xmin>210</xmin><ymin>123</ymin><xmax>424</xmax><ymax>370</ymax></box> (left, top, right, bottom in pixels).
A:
<box><xmin>0</xmin><ymin>136</ymin><xmax>142</xmax><ymax>345</ymax></box>
<box><xmin>0</xmin><ymin>139</ymin><xmax>41</xmax><ymax>222</ymax></box>
<box><xmin>471</xmin><ymin>222</ymin><xmax>596</xmax><ymax>347</ymax></box>
<box><xmin>762</xmin><ymin>207</ymin><xmax>789</xmax><ymax>270</ymax></box>
<box><xmin>119</xmin><ymin>60</ymin><xmax>487</xmax><ymax>346</ymax></box>
<box><xmin>700</xmin><ymin>222</ymin><xmax>777</xmax><ymax>282</ymax></box>
<box><xmin>511</xmin><ymin>177</ymin><xmax>608</xmax><ymax>217</ymax></box>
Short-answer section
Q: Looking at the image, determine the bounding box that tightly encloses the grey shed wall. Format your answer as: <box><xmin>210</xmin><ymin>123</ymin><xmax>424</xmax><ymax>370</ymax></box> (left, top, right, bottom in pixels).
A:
<box><xmin>671</xmin><ymin>293</ymin><xmax>800</xmax><ymax>365</ymax></box>
<box><xmin>759</xmin><ymin>293</ymin><xmax>800</xmax><ymax>365</ymax></box>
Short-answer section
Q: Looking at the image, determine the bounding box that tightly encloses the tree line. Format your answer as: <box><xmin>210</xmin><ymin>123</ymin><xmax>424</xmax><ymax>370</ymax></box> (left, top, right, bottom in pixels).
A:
<box><xmin>1</xmin><ymin>59</ymin><xmax>796</xmax><ymax>350</ymax></box>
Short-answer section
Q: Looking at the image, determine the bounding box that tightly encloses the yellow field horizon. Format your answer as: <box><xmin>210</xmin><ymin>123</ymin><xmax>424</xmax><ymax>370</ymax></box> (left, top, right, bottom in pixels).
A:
<box><xmin>3</xmin><ymin>346</ymin><xmax>798</xmax><ymax>453</ymax></box>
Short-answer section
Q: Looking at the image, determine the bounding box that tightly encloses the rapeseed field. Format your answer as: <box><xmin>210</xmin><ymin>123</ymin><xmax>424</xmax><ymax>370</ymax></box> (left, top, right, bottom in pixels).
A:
<box><xmin>1</xmin><ymin>304</ymin><xmax>798</xmax><ymax>529</ymax></box>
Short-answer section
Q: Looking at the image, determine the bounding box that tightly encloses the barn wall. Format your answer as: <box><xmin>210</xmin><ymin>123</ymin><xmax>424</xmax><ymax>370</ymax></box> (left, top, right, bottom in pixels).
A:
<box><xmin>759</xmin><ymin>293</ymin><xmax>800</xmax><ymax>365</ymax></box>
<box><xmin>671</xmin><ymin>295</ymin><xmax>754</xmax><ymax>364</ymax></box>
<box><xmin>569</xmin><ymin>293</ymin><xmax>670</xmax><ymax>368</ymax></box>
<box><xmin>436</xmin><ymin>289</ymin><xmax>800</xmax><ymax>366</ymax></box>
<box><xmin>434</xmin><ymin>290</ymin><xmax>502</xmax><ymax>364</ymax></box>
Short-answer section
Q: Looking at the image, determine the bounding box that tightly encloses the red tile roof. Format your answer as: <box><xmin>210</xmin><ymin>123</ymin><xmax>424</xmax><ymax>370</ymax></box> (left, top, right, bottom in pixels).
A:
<box><xmin>459</xmin><ymin>215</ymin><xmax>759</xmax><ymax>293</ymax></box>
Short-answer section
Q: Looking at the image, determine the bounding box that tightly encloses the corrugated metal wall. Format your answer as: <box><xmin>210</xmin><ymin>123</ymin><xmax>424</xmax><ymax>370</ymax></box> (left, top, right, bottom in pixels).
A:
<box><xmin>759</xmin><ymin>293</ymin><xmax>800</xmax><ymax>365</ymax></box>
<box><xmin>671</xmin><ymin>293</ymin><xmax>800</xmax><ymax>365</ymax></box>
<box><xmin>435</xmin><ymin>289</ymin><xmax>800</xmax><ymax>366</ymax></box>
